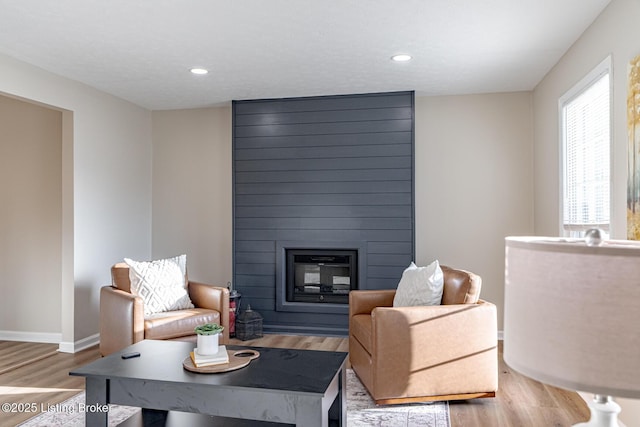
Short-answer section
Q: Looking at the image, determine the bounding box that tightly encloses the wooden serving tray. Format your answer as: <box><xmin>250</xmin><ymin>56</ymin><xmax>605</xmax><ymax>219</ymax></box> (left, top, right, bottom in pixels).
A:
<box><xmin>182</xmin><ymin>349</ymin><xmax>260</xmax><ymax>373</ymax></box>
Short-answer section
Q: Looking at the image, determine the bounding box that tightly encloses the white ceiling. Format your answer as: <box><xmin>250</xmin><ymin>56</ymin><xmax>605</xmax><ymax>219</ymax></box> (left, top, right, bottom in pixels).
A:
<box><xmin>0</xmin><ymin>0</ymin><xmax>611</xmax><ymax>110</ymax></box>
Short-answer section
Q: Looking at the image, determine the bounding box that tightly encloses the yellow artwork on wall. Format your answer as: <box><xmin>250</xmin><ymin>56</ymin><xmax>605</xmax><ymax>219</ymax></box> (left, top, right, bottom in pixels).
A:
<box><xmin>628</xmin><ymin>55</ymin><xmax>640</xmax><ymax>240</ymax></box>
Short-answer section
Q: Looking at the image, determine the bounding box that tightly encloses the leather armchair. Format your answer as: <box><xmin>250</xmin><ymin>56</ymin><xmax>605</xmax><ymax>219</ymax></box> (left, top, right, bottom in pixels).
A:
<box><xmin>349</xmin><ymin>265</ymin><xmax>498</xmax><ymax>404</ymax></box>
<box><xmin>99</xmin><ymin>263</ymin><xmax>229</xmax><ymax>356</ymax></box>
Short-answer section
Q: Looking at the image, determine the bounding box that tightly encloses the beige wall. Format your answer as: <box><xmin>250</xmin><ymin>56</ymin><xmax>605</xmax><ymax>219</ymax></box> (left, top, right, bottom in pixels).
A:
<box><xmin>415</xmin><ymin>93</ymin><xmax>534</xmax><ymax>331</ymax></box>
<box><xmin>533</xmin><ymin>0</ymin><xmax>639</xmax><ymax>239</ymax></box>
<box><xmin>151</xmin><ymin>107</ymin><xmax>233</xmax><ymax>286</ymax></box>
<box><xmin>151</xmin><ymin>95</ymin><xmax>534</xmax><ymax>332</ymax></box>
<box><xmin>532</xmin><ymin>0</ymin><xmax>640</xmax><ymax>423</ymax></box>
<box><xmin>0</xmin><ymin>95</ymin><xmax>62</xmax><ymax>338</ymax></box>
<box><xmin>0</xmin><ymin>53</ymin><xmax>152</xmax><ymax>349</ymax></box>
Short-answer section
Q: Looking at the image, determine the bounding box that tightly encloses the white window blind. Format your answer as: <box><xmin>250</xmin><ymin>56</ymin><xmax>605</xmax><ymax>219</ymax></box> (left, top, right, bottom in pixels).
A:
<box><xmin>561</xmin><ymin>66</ymin><xmax>611</xmax><ymax>237</ymax></box>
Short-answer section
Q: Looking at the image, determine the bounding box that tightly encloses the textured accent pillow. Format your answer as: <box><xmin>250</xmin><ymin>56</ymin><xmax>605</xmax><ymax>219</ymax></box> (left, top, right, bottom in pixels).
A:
<box><xmin>393</xmin><ymin>260</ymin><xmax>444</xmax><ymax>307</ymax></box>
<box><xmin>124</xmin><ymin>254</ymin><xmax>194</xmax><ymax>316</ymax></box>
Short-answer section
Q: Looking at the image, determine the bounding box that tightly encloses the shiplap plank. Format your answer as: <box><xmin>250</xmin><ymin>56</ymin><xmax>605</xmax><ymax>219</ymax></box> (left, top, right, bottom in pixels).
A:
<box><xmin>235</xmin><ymin>180</ymin><xmax>411</xmax><ymax>195</ymax></box>
<box><xmin>368</xmin><ymin>265</ymin><xmax>407</xmax><ymax>279</ymax></box>
<box><xmin>255</xmin><ymin>309</ymin><xmax>349</xmax><ymax>326</ymax></box>
<box><xmin>368</xmin><ymin>254</ymin><xmax>413</xmax><ymax>266</ymax></box>
<box><xmin>235</xmin><ymin>143</ymin><xmax>411</xmax><ymax>161</ymax></box>
<box><xmin>234</xmin><ymin>106</ymin><xmax>412</xmax><ymax>126</ymax></box>
<box><xmin>366</xmin><ymin>278</ymin><xmax>401</xmax><ymax>289</ymax></box>
<box><xmin>235</xmin><ymin>156</ymin><xmax>411</xmax><ymax>172</ymax></box>
<box><xmin>235</xmin><ymin>251</ymin><xmax>275</xmax><ymax>264</ymax></box>
<box><xmin>235</xmin><ymin>286</ymin><xmax>275</xmax><ymax>299</ymax></box>
<box><xmin>237</xmin><ymin>298</ymin><xmax>275</xmax><ymax>313</ymax></box>
<box><xmin>368</xmin><ymin>241</ymin><xmax>414</xmax><ymax>254</ymax></box>
<box><xmin>236</xmin><ymin>205</ymin><xmax>412</xmax><ymax>219</ymax></box>
<box><xmin>234</xmin><ymin>93</ymin><xmax>412</xmax><ymax>115</ymax></box>
<box><xmin>235</xmin><ymin>274</ymin><xmax>274</xmax><ymax>286</ymax></box>
<box><xmin>236</xmin><ymin>263</ymin><xmax>275</xmax><ymax>276</ymax></box>
<box><xmin>235</xmin><ymin>131</ymin><xmax>411</xmax><ymax>149</ymax></box>
<box><xmin>235</xmin><ymin>168</ymin><xmax>411</xmax><ymax>184</ymax></box>
<box><xmin>235</xmin><ymin>217</ymin><xmax>411</xmax><ymax>231</ymax></box>
<box><xmin>235</xmin><ymin>193</ymin><xmax>411</xmax><ymax>206</ymax></box>
<box><xmin>234</xmin><ymin>241</ymin><xmax>275</xmax><ymax>252</ymax></box>
<box><xmin>235</xmin><ymin>228</ymin><xmax>413</xmax><ymax>243</ymax></box>
<box><xmin>234</xmin><ymin>119</ymin><xmax>412</xmax><ymax>138</ymax></box>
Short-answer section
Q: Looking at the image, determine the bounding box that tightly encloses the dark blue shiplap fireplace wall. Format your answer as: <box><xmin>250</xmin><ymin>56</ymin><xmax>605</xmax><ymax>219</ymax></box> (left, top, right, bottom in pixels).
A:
<box><xmin>232</xmin><ymin>91</ymin><xmax>415</xmax><ymax>335</ymax></box>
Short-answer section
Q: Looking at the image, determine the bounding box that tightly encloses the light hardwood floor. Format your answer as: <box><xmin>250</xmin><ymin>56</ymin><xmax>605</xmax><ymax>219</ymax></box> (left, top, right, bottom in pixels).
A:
<box><xmin>0</xmin><ymin>336</ymin><xmax>589</xmax><ymax>426</ymax></box>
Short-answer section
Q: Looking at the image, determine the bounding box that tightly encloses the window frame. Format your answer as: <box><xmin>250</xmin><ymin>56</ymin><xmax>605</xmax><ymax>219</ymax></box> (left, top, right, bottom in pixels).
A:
<box><xmin>558</xmin><ymin>55</ymin><xmax>613</xmax><ymax>238</ymax></box>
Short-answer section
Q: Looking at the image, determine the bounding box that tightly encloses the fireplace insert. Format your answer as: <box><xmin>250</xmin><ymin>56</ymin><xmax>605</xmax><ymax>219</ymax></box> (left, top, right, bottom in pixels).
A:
<box><xmin>286</xmin><ymin>249</ymin><xmax>357</xmax><ymax>304</ymax></box>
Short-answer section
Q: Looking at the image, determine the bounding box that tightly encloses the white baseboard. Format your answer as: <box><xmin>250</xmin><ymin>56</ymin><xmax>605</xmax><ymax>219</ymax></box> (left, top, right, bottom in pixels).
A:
<box><xmin>58</xmin><ymin>333</ymin><xmax>99</xmax><ymax>354</ymax></box>
<box><xmin>0</xmin><ymin>330</ymin><xmax>62</xmax><ymax>344</ymax></box>
<box><xmin>0</xmin><ymin>330</ymin><xmax>99</xmax><ymax>354</ymax></box>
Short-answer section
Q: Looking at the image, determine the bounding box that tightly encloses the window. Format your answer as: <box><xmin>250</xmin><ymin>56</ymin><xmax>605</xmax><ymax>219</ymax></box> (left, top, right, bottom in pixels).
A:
<box><xmin>560</xmin><ymin>57</ymin><xmax>611</xmax><ymax>238</ymax></box>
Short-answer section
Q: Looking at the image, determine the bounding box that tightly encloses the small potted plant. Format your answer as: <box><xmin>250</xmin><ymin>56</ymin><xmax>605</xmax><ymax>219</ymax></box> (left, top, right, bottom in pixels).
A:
<box><xmin>195</xmin><ymin>323</ymin><xmax>224</xmax><ymax>355</ymax></box>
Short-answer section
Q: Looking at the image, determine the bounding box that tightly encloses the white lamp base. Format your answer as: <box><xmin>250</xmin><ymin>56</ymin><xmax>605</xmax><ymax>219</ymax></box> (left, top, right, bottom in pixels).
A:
<box><xmin>573</xmin><ymin>395</ymin><xmax>622</xmax><ymax>427</ymax></box>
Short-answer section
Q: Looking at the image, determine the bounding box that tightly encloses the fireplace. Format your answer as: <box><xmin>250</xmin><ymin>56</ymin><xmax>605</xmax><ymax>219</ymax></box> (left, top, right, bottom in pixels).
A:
<box><xmin>286</xmin><ymin>249</ymin><xmax>357</xmax><ymax>304</ymax></box>
<box><xmin>234</xmin><ymin>92</ymin><xmax>414</xmax><ymax>334</ymax></box>
<box><xmin>275</xmin><ymin>241</ymin><xmax>367</xmax><ymax>315</ymax></box>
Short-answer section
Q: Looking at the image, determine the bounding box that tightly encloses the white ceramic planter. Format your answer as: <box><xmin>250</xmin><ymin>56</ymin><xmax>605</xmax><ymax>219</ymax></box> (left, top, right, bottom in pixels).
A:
<box><xmin>197</xmin><ymin>333</ymin><xmax>220</xmax><ymax>355</ymax></box>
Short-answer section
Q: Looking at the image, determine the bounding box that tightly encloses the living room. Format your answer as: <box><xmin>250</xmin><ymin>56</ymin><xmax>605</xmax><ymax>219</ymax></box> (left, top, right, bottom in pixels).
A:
<box><xmin>1</xmin><ymin>0</ymin><xmax>639</xmax><ymax>425</ymax></box>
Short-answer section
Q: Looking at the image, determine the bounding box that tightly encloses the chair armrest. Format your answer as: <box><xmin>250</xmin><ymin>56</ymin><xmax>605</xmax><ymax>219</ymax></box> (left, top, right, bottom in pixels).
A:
<box><xmin>188</xmin><ymin>282</ymin><xmax>230</xmax><ymax>344</ymax></box>
<box><xmin>99</xmin><ymin>286</ymin><xmax>144</xmax><ymax>356</ymax></box>
<box><xmin>371</xmin><ymin>300</ymin><xmax>498</xmax><ymax>386</ymax></box>
<box><xmin>349</xmin><ymin>289</ymin><xmax>396</xmax><ymax>316</ymax></box>
<box><xmin>372</xmin><ymin>300</ymin><xmax>497</xmax><ymax>351</ymax></box>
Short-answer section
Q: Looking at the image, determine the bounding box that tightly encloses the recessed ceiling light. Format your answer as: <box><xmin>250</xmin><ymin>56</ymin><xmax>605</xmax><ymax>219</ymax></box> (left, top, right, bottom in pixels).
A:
<box><xmin>190</xmin><ymin>68</ymin><xmax>209</xmax><ymax>75</ymax></box>
<box><xmin>391</xmin><ymin>54</ymin><xmax>412</xmax><ymax>62</ymax></box>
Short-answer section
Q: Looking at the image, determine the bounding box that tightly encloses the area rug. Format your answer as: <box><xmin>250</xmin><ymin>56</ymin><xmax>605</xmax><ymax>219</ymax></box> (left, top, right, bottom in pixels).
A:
<box><xmin>347</xmin><ymin>370</ymin><xmax>450</xmax><ymax>427</ymax></box>
<box><xmin>19</xmin><ymin>369</ymin><xmax>450</xmax><ymax>427</ymax></box>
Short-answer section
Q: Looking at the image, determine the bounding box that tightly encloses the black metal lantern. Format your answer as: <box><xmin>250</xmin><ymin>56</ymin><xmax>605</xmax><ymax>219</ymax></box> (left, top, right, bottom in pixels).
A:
<box><xmin>235</xmin><ymin>305</ymin><xmax>263</xmax><ymax>341</ymax></box>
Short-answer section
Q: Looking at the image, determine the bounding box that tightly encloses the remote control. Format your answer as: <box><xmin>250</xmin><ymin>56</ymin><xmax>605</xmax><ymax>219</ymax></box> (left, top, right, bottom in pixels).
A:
<box><xmin>121</xmin><ymin>352</ymin><xmax>141</xmax><ymax>359</ymax></box>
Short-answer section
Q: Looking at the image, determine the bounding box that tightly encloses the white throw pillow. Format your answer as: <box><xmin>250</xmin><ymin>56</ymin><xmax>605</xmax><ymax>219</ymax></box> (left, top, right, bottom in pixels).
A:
<box><xmin>124</xmin><ymin>254</ymin><xmax>194</xmax><ymax>316</ymax></box>
<box><xmin>393</xmin><ymin>260</ymin><xmax>444</xmax><ymax>307</ymax></box>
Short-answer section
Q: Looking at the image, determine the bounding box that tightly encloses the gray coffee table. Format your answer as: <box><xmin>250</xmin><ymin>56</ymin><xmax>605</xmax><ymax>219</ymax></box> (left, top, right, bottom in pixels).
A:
<box><xmin>70</xmin><ymin>340</ymin><xmax>347</xmax><ymax>426</ymax></box>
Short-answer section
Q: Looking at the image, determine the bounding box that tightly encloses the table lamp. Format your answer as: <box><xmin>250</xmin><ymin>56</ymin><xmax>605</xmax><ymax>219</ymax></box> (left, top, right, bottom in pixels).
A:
<box><xmin>504</xmin><ymin>234</ymin><xmax>640</xmax><ymax>427</ymax></box>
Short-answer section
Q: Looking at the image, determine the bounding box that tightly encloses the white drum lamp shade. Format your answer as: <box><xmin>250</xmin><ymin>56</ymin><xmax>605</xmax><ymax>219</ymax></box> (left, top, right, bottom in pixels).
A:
<box><xmin>504</xmin><ymin>236</ymin><xmax>640</xmax><ymax>427</ymax></box>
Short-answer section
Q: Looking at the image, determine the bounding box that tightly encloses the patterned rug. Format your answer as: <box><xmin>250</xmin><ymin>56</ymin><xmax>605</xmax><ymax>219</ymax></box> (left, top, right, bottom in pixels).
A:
<box><xmin>347</xmin><ymin>370</ymin><xmax>450</xmax><ymax>427</ymax></box>
<box><xmin>19</xmin><ymin>369</ymin><xmax>450</xmax><ymax>427</ymax></box>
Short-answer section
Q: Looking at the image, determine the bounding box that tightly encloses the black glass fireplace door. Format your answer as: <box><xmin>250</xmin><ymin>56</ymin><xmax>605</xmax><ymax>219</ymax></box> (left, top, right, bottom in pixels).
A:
<box><xmin>286</xmin><ymin>250</ymin><xmax>357</xmax><ymax>304</ymax></box>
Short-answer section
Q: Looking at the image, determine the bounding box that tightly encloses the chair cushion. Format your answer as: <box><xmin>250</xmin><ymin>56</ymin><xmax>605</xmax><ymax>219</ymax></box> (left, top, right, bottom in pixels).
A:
<box><xmin>393</xmin><ymin>261</ymin><xmax>444</xmax><ymax>307</ymax></box>
<box><xmin>124</xmin><ymin>254</ymin><xmax>194</xmax><ymax>316</ymax></box>
<box><xmin>351</xmin><ymin>314</ymin><xmax>373</xmax><ymax>353</ymax></box>
<box><xmin>144</xmin><ymin>308</ymin><xmax>220</xmax><ymax>340</ymax></box>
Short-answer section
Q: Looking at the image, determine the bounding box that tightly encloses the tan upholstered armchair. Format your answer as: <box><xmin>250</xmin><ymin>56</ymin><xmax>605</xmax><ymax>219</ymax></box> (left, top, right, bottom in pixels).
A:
<box><xmin>349</xmin><ymin>265</ymin><xmax>498</xmax><ymax>404</ymax></box>
<box><xmin>99</xmin><ymin>263</ymin><xmax>229</xmax><ymax>356</ymax></box>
